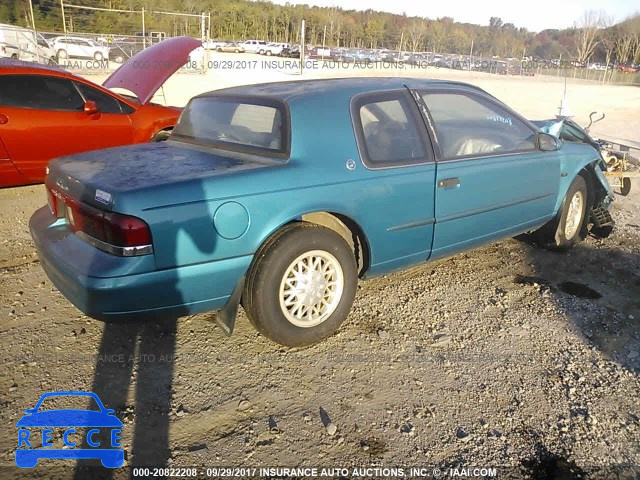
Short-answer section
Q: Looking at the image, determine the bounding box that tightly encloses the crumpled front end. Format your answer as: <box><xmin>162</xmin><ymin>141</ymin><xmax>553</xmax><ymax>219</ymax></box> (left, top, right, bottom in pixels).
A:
<box><xmin>533</xmin><ymin>117</ymin><xmax>615</xmax><ymax>238</ymax></box>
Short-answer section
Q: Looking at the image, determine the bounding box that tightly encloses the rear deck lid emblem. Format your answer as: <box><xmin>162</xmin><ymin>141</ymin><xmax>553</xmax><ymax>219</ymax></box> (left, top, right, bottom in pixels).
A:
<box><xmin>95</xmin><ymin>189</ymin><xmax>112</xmax><ymax>205</ymax></box>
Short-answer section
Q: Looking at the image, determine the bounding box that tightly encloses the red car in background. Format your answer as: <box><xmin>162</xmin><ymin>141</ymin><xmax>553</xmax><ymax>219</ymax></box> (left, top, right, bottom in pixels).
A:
<box><xmin>617</xmin><ymin>64</ymin><xmax>638</xmax><ymax>74</ymax></box>
<box><xmin>0</xmin><ymin>36</ymin><xmax>201</xmax><ymax>188</ymax></box>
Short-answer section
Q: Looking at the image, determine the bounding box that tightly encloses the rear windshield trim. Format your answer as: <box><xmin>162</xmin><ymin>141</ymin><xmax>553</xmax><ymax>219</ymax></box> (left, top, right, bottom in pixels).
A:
<box><xmin>171</xmin><ymin>95</ymin><xmax>291</xmax><ymax>160</ymax></box>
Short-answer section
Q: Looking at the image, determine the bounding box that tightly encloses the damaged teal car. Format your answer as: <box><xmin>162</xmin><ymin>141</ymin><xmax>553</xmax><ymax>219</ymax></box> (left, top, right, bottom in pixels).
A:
<box><xmin>30</xmin><ymin>78</ymin><xmax>614</xmax><ymax>347</ymax></box>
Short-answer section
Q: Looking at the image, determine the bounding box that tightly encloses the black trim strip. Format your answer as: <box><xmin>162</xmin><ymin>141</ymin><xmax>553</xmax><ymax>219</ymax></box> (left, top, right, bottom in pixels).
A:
<box><xmin>75</xmin><ymin>231</ymin><xmax>153</xmax><ymax>257</ymax></box>
<box><xmin>387</xmin><ymin>217</ymin><xmax>436</xmax><ymax>232</ymax></box>
<box><xmin>437</xmin><ymin>192</ymin><xmax>555</xmax><ymax>223</ymax></box>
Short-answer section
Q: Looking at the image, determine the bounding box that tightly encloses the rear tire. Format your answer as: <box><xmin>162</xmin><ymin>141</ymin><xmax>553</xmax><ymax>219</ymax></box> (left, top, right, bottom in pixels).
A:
<box><xmin>536</xmin><ymin>174</ymin><xmax>588</xmax><ymax>250</ymax></box>
<box><xmin>94</xmin><ymin>52</ymin><xmax>103</xmax><ymax>61</ymax></box>
<box><xmin>243</xmin><ymin>223</ymin><xmax>357</xmax><ymax>347</ymax></box>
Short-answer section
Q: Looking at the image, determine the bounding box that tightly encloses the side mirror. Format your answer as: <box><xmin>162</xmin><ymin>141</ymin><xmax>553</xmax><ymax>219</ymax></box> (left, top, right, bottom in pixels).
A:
<box><xmin>83</xmin><ymin>100</ymin><xmax>99</xmax><ymax>115</ymax></box>
<box><xmin>538</xmin><ymin>132</ymin><xmax>559</xmax><ymax>151</ymax></box>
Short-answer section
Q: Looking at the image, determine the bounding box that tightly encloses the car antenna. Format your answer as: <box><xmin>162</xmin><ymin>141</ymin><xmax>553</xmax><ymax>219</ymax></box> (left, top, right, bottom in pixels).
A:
<box><xmin>556</xmin><ymin>77</ymin><xmax>573</xmax><ymax>119</ymax></box>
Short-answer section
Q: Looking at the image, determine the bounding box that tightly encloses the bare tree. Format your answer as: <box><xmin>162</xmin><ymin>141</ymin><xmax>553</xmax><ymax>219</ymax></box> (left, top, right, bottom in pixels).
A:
<box><xmin>632</xmin><ymin>32</ymin><xmax>640</xmax><ymax>64</ymax></box>
<box><xmin>615</xmin><ymin>27</ymin><xmax>634</xmax><ymax>65</ymax></box>
<box><xmin>599</xmin><ymin>15</ymin><xmax>616</xmax><ymax>83</ymax></box>
<box><xmin>407</xmin><ymin>20</ymin><xmax>425</xmax><ymax>53</ymax></box>
<box><xmin>574</xmin><ymin>9</ymin><xmax>606</xmax><ymax>64</ymax></box>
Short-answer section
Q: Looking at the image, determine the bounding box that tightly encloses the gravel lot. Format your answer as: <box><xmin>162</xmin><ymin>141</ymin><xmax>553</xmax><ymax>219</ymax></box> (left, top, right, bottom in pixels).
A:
<box><xmin>0</xmin><ymin>69</ymin><xmax>639</xmax><ymax>479</ymax></box>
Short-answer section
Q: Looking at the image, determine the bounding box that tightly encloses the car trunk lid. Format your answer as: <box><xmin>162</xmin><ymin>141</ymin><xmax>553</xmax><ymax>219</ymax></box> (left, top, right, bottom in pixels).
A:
<box><xmin>46</xmin><ymin>141</ymin><xmax>275</xmax><ymax>212</ymax></box>
<box><xmin>102</xmin><ymin>36</ymin><xmax>201</xmax><ymax>105</ymax></box>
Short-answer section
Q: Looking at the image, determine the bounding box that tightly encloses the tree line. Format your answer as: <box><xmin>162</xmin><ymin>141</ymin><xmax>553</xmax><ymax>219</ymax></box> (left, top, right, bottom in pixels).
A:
<box><xmin>2</xmin><ymin>0</ymin><xmax>639</xmax><ymax>64</ymax></box>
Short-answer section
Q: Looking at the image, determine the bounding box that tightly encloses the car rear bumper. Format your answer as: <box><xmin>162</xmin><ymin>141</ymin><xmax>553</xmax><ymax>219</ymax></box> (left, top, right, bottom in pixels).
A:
<box><xmin>29</xmin><ymin>206</ymin><xmax>251</xmax><ymax>321</ymax></box>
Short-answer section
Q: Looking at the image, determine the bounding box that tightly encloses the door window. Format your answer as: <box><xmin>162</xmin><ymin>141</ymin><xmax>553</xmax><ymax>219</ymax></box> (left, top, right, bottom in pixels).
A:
<box><xmin>0</xmin><ymin>74</ymin><xmax>84</xmax><ymax>111</ymax></box>
<box><xmin>75</xmin><ymin>82</ymin><xmax>133</xmax><ymax>114</ymax></box>
<box><xmin>421</xmin><ymin>91</ymin><xmax>537</xmax><ymax>159</ymax></box>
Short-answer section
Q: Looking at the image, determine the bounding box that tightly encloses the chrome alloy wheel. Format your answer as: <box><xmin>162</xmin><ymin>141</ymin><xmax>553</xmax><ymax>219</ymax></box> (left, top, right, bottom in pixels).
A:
<box><xmin>564</xmin><ymin>190</ymin><xmax>584</xmax><ymax>239</ymax></box>
<box><xmin>278</xmin><ymin>250</ymin><xmax>344</xmax><ymax>328</ymax></box>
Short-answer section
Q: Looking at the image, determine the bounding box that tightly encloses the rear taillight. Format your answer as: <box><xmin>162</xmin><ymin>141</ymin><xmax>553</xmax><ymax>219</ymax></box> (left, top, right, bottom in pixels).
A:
<box><xmin>47</xmin><ymin>186</ymin><xmax>153</xmax><ymax>256</ymax></box>
<box><xmin>46</xmin><ymin>185</ymin><xmax>64</xmax><ymax>218</ymax></box>
<box><xmin>46</xmin><ymin>187</ymin><xmax>58</xmax><ymax>217</ymax></box>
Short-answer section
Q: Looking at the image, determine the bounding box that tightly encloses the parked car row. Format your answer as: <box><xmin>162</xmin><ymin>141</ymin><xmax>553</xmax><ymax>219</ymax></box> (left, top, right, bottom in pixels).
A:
<box><xmin>206</xmin><ymin>40</ymin><xmax>293</xmax><ymax>56</ymax></box>
<box><xmin>0</xmin><ymin>26</ymin><xmax>168</xmax><ymax>65</ymax></box>
<box><xmin>202</xmin><ymin>40</ymin><xmax>638</xmax><ymax>76</ymax></box>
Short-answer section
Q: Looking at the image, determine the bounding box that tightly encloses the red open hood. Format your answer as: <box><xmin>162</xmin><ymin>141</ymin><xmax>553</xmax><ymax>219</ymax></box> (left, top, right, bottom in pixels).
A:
<box><xmin>102</xmin><ymin>36</ymin><xmax>201</xmax><ymax>105</ymax></box>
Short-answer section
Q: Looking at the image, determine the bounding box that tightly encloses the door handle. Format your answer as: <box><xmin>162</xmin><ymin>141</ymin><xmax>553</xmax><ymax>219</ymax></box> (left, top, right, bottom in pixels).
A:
<box><xmin>438</xmin><ymin>177</ymin><xmax>460</xmax><ymax>188</ymax></box>
<box><xmin>0</xmin><ymin>114</ymin><xmax>8</xmax><ymax>125</ymax></box>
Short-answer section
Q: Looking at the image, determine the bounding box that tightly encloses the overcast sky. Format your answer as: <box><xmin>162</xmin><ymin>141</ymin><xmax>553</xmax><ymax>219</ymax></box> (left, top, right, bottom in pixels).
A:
<box><xmin>267</xmin><ymin>0</ymin><xmax>638</xmax><ymax>32</ymax></box>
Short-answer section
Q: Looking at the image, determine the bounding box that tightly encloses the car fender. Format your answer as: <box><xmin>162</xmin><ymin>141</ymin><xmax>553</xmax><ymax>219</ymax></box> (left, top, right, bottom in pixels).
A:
<box><xmin>251</xmin><ymin>202</ymin><xmax>369</xmax><ymax>262</ymax></box>
<box><xmin>553</xmin><ymin>143</ymin><xmax>611</xmax><ymax>213</ymax></box>
<box><xmin>129</xmin><ymin>105</ymin><xmax>180</xmax><ymax>141</ymax></box>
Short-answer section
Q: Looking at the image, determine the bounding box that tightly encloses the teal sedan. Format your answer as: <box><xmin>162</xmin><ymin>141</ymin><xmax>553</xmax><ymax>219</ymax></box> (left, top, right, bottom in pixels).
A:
<box><xmin>30</xmin><ymin>78</ymin><xmax>614</xmax><ymax>347</ymax></box>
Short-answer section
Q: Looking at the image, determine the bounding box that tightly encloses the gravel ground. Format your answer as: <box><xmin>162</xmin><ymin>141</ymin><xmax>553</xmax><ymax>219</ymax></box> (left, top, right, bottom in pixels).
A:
<box><xmin>1</xmin><ymin>176</ymin><xmax>638</xmax><ymax>480</ymax></box>
<box><xmin>0</xmin><ymin>70</ymin><xmax>639</xmax><ymax>479</ymax></box>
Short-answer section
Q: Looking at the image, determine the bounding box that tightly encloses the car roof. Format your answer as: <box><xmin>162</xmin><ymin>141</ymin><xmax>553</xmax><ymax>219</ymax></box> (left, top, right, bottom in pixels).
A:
<box><xmin>0</xmin><ymin>58</ymin><xmax>70</xmax><ymax>75</ymax></box>
<box><xmin>197</xmin><ymin>77</ymin><xmax>490</xmax><ymax>102</ymax></box>
<box><xmin>53</xmin><ymin>35</ymin><xmax>93</xmax><ymax>41</ymax></box>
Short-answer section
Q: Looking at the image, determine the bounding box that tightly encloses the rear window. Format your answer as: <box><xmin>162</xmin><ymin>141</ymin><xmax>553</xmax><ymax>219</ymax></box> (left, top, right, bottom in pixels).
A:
<box><xmin>172</xmin><ymin>97</ymin><xmax>288</xmax><ymax>156</ymax></box>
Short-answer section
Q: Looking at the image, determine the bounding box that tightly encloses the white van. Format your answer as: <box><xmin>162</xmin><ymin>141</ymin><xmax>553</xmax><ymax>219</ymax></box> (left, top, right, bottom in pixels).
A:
<box><xmin>0</xmin><ymin>24</ymin><xmax>56</xmax><ymax>64</ymax></box>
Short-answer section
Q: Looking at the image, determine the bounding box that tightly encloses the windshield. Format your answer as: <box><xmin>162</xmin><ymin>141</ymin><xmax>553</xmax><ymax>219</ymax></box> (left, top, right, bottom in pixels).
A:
<box><xmin>172</xmin><ymin>96</ymin><xmax>288</xmax><ymax>155</ymax></box>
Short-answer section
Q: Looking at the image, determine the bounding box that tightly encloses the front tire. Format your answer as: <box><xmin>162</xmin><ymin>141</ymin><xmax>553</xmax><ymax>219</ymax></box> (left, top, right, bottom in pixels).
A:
<box><xmin>620</xmin><ymin>177</ymin><xmax>631</xmax><ymax>196</ymax></box>
<box><xmin>243</xmin><ymin>223</ymin><xmax>357</xmax><ymax>347</ymax></box>
<box><xmin>150</xmin><ymin>129</ymin><xmax>171</xmax><ymax>142</ymax></box>
<box><xmin>537</xmin><ymin>174</ymin><xmax>588</xmax><ymax>250</ymax></box>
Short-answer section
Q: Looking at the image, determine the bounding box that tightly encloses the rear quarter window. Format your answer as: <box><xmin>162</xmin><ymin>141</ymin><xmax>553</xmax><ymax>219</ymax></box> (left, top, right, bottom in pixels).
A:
<box><xmin>352</xmin><ymin>90</ymin><xmax>432</xmax><ymax>168</ymax></box>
